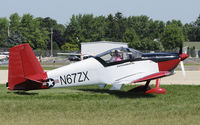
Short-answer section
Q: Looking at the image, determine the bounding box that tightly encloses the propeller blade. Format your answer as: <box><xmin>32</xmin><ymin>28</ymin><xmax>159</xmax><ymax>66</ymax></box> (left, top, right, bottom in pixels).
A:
<box><xmin>180</xmin><ymin>61</ymin><xmax>186</xmax><ymax>77</ymax></box>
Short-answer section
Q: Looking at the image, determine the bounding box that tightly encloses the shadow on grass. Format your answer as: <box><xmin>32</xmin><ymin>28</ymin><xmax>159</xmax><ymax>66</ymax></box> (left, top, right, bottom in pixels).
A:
<box><xmin>78</xmin><ymin>88</ymin><xmax>156</xmax><ymax>98</ymax></box>
<box><xmin>7</xmin><ymin>91</ymin><xmax>38</xmax><ymax>95</ymax></box>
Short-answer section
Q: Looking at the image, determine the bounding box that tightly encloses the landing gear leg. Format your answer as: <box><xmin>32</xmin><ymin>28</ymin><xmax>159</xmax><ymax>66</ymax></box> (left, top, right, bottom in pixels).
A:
<box><xmin>128</xmin><ymin>80</ymin><xmax>152</xmax><ymax>93</ymax></box>
<box><xmin>155</xmin><ymin>79</ymin><xmax>161</xmax><ymax>88</ymax></box>
<box><xmin>144</xmin><ymin>80</ymin><xmax>151</xmax><ymax>90</ymax></box>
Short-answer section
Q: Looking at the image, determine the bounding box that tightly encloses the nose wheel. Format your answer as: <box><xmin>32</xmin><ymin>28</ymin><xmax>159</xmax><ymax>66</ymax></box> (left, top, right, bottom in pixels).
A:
<box><xmin>145</xmin><ymin>79</ymin><xmax>166</xmax><ymax>94</ymax></box>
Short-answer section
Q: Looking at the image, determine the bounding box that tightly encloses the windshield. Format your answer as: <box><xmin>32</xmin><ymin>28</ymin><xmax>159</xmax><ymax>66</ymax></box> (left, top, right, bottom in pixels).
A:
<box><xmin>96</xmin><ymin>47</ymin><xmax>143</xmax><ymax>63</ymax></box>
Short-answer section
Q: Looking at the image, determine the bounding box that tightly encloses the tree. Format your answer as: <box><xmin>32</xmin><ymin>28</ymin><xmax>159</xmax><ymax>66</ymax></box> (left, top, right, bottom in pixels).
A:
<box><xmin>36</xmin><ymin>17</ymin><xmax>65</xmax><ymax>49</ymax></box>
<box><xmin>3</xmin><ymin>12</ymin><xmax>197</xmax><ymax>51</ymax></box>
<box><xmin>160</xmin><ymin>24</ymin><xmax>184</xmax><ymax>50</ymax></box>
<box><xmin>105</xmin><ymin>14</ymin><xmax>115</xmax><ymax>41</ymax></box>
<box><xmin>90</xmin><ymin>16</ymin><xmax>106</xmax><ymax>41</ymax></box>
<box><xmin>76</xmin><ymin>14</ymin><xmax>94</xmax><ymax>42</ymax></box>
<box><xmin>128</xmin><ymin>38</ymin><xmax>161</xmax><ymax>51</ymax></box>
<box><xmin>128</xmin><ymin>15</ymin><xmax>151</xmax><ymax>39</ymax></box>
<box><xmin>122</xmin><ymin>28</ymin><xmax>138</xmax><ymax>42</ymax></box>
<box><xmin>53</xmin><ymin>29</ymin><xmax>65</xmax><ymax>48</ymax></box>
<box><xmin>37</xmin><ymin>17</ymin><xmax>57</xmax><ymax>31</ymax></box>
<box><xmin>0</xmin><ymin>18</ymin><xmax>8</xmax><ymax>47</ymax></box>
<box><xmin>105</xmin><ymin>13</ymin><xmax>127</xmax><ymax>41</ymax></box>
<box><xmin>7</xmin><ymin>31</ymin><xmax>25</xmax><ymax>47</ymax></box>
<box><xmin>183</xmin><ymin>15</ymin><xmax>200</xmax><ymax>41</ymax></box>
<box><xmin>193</xmin><ymin>15</ymin><xmax>200</xmax><ymax>41</ymax></box>
<box><xmin>64</xmin><ymin>15</ymin><xmax>81</xmax><ymax>44</ymax></box>
<box><xmin>122</xmin><ymin>27</ymin><xmax>162</xmax><ymax>50</ymax></box>
<box><xmin>148</xmin><ymin>20</ymin><xmax>165</xmax><ymax>39</ymax></box>
<box><xmin>19</xmin><ymin>14</ymin><xmax>49</xmax><ymax>49</ymax></box>
<box><xmin>9</xmin><ymin>13</ymin><xmax>21</xmax><ymax>32</ymax></box>
<box><xmin>61</xmin><ymin>43</ymin><xmax>79</xmax><ymax>52</ymax></box>
<box><xmin>166</xmin><ymin>20</ymin><xmax>183</xmax><ymax>27</ymax></box>
<box><xmin>113</xmin><ymin>12</ymin><xmax>127</xmax><ymax>41</ymax></box>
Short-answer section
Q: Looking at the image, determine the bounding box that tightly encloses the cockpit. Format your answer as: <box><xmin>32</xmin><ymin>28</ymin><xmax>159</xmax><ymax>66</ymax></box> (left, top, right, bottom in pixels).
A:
<box><xmin>95</xmin><ymin>47</ymin><xmax>143</xmax><ymax>66</ymax></box>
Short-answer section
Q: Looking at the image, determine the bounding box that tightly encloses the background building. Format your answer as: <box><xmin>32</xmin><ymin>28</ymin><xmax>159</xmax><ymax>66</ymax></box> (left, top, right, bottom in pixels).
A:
<box><xmin>81</xmin><ymin>41</ymin><xmax>128</xmax><ymax>56</ymax></box>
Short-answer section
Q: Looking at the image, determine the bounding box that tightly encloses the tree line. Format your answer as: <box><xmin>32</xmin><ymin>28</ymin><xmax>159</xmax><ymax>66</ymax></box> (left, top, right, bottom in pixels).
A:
<box><xmin>0</xmin><ymin>12</ymin><xmax>200</xmax><ymax>51</ymax></box>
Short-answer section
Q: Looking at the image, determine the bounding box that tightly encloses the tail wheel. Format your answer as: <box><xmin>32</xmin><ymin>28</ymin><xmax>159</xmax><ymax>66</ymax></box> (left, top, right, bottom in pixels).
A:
<box><xmin>6</xmin><ymin>82</ymin><xmax>8</xmax><ymax>88</ymax></box>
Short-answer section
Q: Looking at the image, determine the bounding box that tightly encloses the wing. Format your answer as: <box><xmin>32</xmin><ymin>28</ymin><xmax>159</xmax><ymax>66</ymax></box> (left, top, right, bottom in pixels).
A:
<box><xmin>131</xmin><ymin>71</ymin><xmax>173</xmax><ymax>83</ymax></box>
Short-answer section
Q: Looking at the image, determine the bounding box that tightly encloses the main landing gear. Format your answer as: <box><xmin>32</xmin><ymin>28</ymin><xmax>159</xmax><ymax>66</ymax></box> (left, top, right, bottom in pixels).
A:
<box><xmin>129</xmin><ymin>79</ymin><xmax>166</xmax><ymax>94</ymax></box>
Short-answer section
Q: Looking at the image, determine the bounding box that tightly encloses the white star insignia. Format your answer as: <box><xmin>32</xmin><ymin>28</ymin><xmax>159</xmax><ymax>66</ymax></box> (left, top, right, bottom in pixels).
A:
<box><xmin>47</xmin><ymin>79</ymin><xmax>54</xmax><ymax>87</ymax></box>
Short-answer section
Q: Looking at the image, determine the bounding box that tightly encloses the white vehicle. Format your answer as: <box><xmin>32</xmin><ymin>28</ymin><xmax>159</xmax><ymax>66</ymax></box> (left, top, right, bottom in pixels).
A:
<box><xmin>7</xmin><ymin>44</ymin><xmax>188</xmax><ymax>94</ymax></box>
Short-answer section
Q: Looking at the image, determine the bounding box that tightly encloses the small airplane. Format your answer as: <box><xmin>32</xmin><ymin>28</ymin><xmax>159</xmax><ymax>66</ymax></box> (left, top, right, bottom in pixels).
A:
<box><xmin>57</xmin><ymin>52</ymin><xmax>92</xmax><ymax>61</ymax></box>
<box><xmin>7</xmin><ymin>43</ymin><xmax>188</xmax><ymax>94</ymax></box>
<box><xmin>0</xmin><ymin>52</ymin><xmax>9</xmax><ymax>64</ymax></box>
<box><xmin>0</xmin><ymin>52</ymin><xmax>9</xmax><ymax>60</ymax></box>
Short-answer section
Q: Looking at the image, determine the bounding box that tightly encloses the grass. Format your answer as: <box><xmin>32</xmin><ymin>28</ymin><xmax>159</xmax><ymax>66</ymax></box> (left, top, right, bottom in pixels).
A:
<box><xmin>0</xmin><ymin>84</ymin><xmax>200</xmax><ymax>125</ymax></box>
<box><xmin>0</xmin><ymin>66</ymin><xmax>8</xmax><ymax>70</ymax></box>
<box><xmin>184</xmin><ymin>63</ymin><xmax>200</xmax><ymax>66</ymax></box>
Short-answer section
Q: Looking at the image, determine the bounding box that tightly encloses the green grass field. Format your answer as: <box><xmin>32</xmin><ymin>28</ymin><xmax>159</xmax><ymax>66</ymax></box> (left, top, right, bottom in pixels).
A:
<box><xmin>0</xmin><ymin>84</ymin><xmax>200</xmax><ymax>125</ymax></box>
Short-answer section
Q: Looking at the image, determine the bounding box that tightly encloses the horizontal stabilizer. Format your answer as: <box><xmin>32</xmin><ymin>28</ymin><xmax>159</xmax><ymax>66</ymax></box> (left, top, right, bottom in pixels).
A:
<box><xmin>13</xmin><ymin>79</ymin><xmax>43</xmax><ymax>91</ymax></box>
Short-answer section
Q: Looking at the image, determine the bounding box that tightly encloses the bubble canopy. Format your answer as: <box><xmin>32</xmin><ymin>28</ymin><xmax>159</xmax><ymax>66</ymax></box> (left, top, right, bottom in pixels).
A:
<box><xmin>95</xmin><ymin>47</ymin><xmax>143</xmax><ymax>66</ymax></box>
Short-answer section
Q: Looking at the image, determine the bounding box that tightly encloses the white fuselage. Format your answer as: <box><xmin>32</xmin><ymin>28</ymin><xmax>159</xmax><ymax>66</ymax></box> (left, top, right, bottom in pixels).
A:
<box><xmin>47</xmin><ymin>58</ymin><xmax>159</xmax><ymax>88</ymax></box>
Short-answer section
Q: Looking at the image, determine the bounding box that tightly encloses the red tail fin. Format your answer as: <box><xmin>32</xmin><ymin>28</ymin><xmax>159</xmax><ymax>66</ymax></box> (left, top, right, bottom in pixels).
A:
<box><xmin>8</xmin><ymin>43</ymin><xmax>47</xmax><ymax>90</ymax></box>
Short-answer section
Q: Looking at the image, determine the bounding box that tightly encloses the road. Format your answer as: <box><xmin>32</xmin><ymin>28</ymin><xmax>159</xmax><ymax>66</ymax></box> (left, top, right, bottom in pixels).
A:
<box><xmin>1</xmin><ymin>70</ymin><xmax>199</xmax><ymax>85</ymax></box>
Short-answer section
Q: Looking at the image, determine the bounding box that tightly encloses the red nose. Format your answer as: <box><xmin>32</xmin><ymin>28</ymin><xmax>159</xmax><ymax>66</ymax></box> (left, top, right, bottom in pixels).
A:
<box><xmin>180</xmin><ymin>53</ymin><xmax>188</xmax><ymax>61</ymax></box>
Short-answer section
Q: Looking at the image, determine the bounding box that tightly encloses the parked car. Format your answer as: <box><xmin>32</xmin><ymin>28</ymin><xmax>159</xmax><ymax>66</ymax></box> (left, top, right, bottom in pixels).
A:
<box><xmin>68</xmin><ymin>55</ymin><xmax>80</xmax><ymax>61</ymax></box>
<box><xmin>83</xmin><ymin>55</ymin><xmax>93</xmax><ymax>60</ymax></box>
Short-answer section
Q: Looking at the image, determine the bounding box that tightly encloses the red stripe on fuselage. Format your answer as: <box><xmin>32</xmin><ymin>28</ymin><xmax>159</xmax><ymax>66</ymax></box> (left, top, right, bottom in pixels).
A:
<box><xmin>158</xmin><ymin>59</ymin><xmax>180</xmax><ymax>71</ymax></box>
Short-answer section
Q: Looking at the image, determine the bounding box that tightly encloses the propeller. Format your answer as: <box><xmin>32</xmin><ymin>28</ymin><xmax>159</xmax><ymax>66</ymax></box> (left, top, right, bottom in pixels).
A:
<box><xmin>180</xmin><ymin>61</ymin><xmax>186</xmax><ymax>77</ymax></box>
<box><xmin>179</xmin><ymin>44</ymin><xmax>188</xmax><ymax>77</ymax></box>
